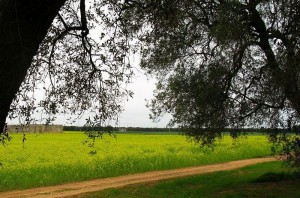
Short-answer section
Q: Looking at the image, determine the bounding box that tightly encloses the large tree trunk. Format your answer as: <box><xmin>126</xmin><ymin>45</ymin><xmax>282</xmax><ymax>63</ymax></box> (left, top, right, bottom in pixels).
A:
<box><xmin>250</xmin><ymin>7</ymin><xmax>300</xmax><ymax>118</ymax></box>
<box><xmin>0</xmin><ymin>0</ymin><xmax>66</xmax><ymax>134</ymax></box>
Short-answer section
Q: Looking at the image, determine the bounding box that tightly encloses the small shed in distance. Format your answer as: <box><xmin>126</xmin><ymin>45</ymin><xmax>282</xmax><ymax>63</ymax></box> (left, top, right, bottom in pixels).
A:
<box><xmin>7</xmin><ymin>124</ymin><xmax>63</xmax><ymax>133</ymax></box>
<box><xmin>119</xmin><ymin>127</ymin><xmax>127</xmax><ymax>133</ymax></box>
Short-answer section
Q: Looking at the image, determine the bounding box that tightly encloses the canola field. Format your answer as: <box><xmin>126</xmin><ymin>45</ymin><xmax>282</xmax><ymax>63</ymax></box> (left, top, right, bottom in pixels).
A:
<box><xmin>0</xmin><ymin>132</ymin><xmax>272</xmax><ymax>192</ymax></box>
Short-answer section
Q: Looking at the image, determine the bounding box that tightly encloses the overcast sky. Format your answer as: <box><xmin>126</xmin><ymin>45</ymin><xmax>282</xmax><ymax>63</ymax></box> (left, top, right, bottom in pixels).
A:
<box><xmin>118</xmin><ymin>72</ymin><xmax>171</xmax><ymax>128</ymax></box>
<box><xmin>7</xmin><ymin>25</ymin><xmax>171</xmax><ymax>128</ymax></box>
<box><xmin>7</xmin><ymin>70</ymin><xmax>171</xmax><ymax>128</ymax></box>
<box><xmin>59</xmin><ymin>72</ymin><xmax>171</xmax><ymax>128</ymax></box>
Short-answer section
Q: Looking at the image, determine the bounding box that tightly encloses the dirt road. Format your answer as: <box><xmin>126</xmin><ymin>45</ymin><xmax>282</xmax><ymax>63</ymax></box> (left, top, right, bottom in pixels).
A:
<box><xmin>0</xmin><ymin>157</ymin><xmax>276</xmax><ymax>198</ymax></box>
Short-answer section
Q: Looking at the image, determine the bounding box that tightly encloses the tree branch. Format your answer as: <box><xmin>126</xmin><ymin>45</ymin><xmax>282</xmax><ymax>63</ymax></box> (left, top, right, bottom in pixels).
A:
<box><xmin>80</xmin><ymin>0</ymin><xmax>88</xmax><ymax>35</ymax></box>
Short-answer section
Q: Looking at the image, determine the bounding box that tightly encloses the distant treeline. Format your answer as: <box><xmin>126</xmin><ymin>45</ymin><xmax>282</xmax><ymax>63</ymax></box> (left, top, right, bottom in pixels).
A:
<box><xmin>63</xmin><ymin>126</ymin><xmax>300</xmax><ymax>134</ymax></box>
<box><xmin>63</xmin><ymin>125</ymin><xmax>115</xmax><ymax>131</ymax></box>
<box><xmin>63</xmin><ymin>126</ymin><xmax>180</xmax><ymax>132</ymax></box>
<box><xmin>223</xmin><ymin>127</ymin><xmax>300</xmax><ymax>134</ymax></box>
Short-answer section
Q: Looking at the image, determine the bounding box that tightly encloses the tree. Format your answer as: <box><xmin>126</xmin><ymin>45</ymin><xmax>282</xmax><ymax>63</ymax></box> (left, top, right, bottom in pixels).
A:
<box><xmin>0</xmin><ymin>0</ymin><xmax>67</xmax><ymax>142</ymax></box>
<box><xmin>1</xmin><ymin>0</ymin><xmax>300</xmax><ymax>165</ymax></box>
<box><xmin>114</xmin><ymin>0</ymin><xmax>300</xmax><ymax>151</ymax></box>
<box><xmin>0</xmin><ymin>0</ymin><xmax>133</xmax><ymax>143</ymax></box>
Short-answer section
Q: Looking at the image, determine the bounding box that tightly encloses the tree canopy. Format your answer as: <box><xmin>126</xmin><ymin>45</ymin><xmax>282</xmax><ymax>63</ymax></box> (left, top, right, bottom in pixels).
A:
<box><xmin>1</xmin><ymin>0</ymin><xmax>300</xmax><ymax>160</ymax></box>
<box><xmin>115</xmin><ymin>0</ymin><xmax>300</xmax><ymax>142</ymax></box>
<box><xmin>118</xmin><ymin>0</ymin><xmax>300</xmax><ymax>163</ymax></box>
<box><xmin>0</xmin><ymin>0</ymin><xmax>134</xmax><ymax>142</ymax></box>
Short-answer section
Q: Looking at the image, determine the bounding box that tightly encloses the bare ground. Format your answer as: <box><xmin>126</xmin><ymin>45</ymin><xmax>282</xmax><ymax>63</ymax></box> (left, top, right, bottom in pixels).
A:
<box><xmin>0</xmin><ymin>157</ymin><xmax>276</xmax><ymax>198</ymax></box>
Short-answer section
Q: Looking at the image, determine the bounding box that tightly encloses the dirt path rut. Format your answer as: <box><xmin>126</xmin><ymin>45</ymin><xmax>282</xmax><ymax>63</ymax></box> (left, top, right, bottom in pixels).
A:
<box><xmin>0</xmin><ymin>157</ymin><xmax>276</xmax><ymax>198</ymax></box>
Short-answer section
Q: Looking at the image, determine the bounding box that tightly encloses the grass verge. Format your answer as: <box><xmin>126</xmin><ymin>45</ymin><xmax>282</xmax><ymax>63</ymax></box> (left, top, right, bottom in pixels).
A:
<box><xmin>78</xmin><ymin>161</ymin><xmax>300</xmax><ymax>198</ymax></box>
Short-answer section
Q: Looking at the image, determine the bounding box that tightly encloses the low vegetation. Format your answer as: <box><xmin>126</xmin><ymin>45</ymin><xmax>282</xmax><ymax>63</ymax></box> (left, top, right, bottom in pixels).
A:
<box><xmin>80</xmin><ymin>161</ymin><xmax>300</xmax><ymax>198</ymax></box>
<box><xmin>0</xmin><ymin>132</ymin><xmax>272</xmax><ymax>192</ymax></box>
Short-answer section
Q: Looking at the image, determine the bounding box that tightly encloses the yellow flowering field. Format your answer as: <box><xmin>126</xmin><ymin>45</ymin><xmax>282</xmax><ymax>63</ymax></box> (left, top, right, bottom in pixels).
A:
<box><xmin>0</xmin><ymin>132</ymin><xmax>271</xmax><ymax>191</ymax></box>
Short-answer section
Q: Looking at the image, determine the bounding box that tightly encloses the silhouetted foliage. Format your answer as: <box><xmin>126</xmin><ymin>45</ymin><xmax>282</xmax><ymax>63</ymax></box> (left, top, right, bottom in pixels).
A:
<box><xmin>1</xmin><ymin>0</ymin><xmax>300</xmax><ymax>166</ymax></box>
<box><xmin>115</xmin><ymin>0</ymin><xmax>300</xmax><ymax>164</ymax></box>
<box><xmin>0</xmin><ymin>0</ymin><xmax>134</xmax><ymax>144</ymax></box>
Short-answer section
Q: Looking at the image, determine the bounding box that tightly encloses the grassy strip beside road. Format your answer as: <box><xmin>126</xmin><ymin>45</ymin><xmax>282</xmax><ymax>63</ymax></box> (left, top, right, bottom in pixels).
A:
<box><xmin>80</xmin><ymin>161</ymin><xmax>300</xmax><ymax>198</ymax></box>
<box><xmin>0</xmin><ymin>132</ymin><xmax>272</xmax><ymax>192</ymax></box>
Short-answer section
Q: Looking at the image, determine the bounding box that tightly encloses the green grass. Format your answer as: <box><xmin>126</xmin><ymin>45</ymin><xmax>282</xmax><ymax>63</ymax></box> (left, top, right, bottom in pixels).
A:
<box><xmin>79</xmin><ymin>161</ymin><xmax>300</xmax><ymax>198</ymax></box>
<box><xmin>0</xmin><ymin>132</ymin><xmax>272</xmax><ymax>192</ymax></box>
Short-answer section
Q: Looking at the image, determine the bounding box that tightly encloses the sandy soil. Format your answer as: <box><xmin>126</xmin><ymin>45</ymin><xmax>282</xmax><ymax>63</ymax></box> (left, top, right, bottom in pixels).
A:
<box><xmin>0</xmin><ymin>157</ymin><xmax>276</xmax><ymax>198</ymax></box>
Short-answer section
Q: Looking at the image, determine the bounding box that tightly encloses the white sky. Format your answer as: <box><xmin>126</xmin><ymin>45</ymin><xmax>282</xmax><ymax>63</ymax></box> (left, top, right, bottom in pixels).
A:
<box><xmin>7</xmin><ymin>71</ymin><xmax>171</xmax><ymax>128</ymax></box>
<box><xmin>7</xmin><ymin>16</ymin><xmax>171</xmax><ymax>128</ymax></box>
<box><xmin>58</xmin><ymin>73</ymin><xmax>171</xmax><ymax>127</ymax></box>
<box><xmin>118</xmin><ymin>72</ymin><xmax>171</xmax><ymax>128</ymax></box>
